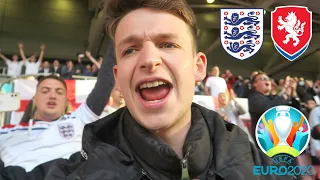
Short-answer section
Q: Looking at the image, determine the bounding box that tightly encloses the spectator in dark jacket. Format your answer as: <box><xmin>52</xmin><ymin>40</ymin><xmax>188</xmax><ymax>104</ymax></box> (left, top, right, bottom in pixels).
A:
<box><xmin>38</xmin><ymin>61</ymin><xmax>53</xmax><ymax>74</ymax></box>
<box><xmin>75</xmin><ymin>53</ymin><xmax>85</xmax><ymax>75</ymax></box>
<box><xmin>61</xmin><ymin>60</ymin><xmax>76</xmax><ymax>79</ymax></box>
<box><xmin>52</xmin><ymin>60</ymin><xmax>62</xmax><ymax>75</ymax></box>
<box><xmin>248</xmin><ymin>73</ymin><xmax>300</xmax><ymax>147</ymax></box>
<box><xmin>44</xmin><ymin>1</ymin><xmax>293</xmax><ymax>180</ymax></box>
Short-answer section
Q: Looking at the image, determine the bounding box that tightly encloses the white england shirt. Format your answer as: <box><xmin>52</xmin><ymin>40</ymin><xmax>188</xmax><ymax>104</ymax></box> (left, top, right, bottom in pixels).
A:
<box><xmin>0</xmin><ymin>103</ymin><xmax>99</xmax><ymax>172</ymax></box>
<box><xmin>205</xmin><ymin>76</ymin><xmax>227</xmax><ymax>97</ymax></box>
<box><xmin>5</xmin><ymin>60</ymin><xmax>22</xmax><ymax>76</ymax></box>
<box><xmin>24</xmin><ymin>60</ymin><xmax>41</xmax><ymax>74</ymax></box>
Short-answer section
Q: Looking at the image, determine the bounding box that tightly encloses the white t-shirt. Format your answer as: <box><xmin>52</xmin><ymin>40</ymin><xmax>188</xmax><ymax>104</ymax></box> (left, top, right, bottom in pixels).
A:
<box><xmin>5</xmin><ymin>60</ymin><xmax>22</xmax><ymax>76</ymax></box>
<box><xmin>205</xmin><ymin>76</ymin><xmax>227</xmax><ymax>97</ymax></box>
<box><xmin>100</xmin><ymin>105</ymin><xmax>118</xmax><ymax>118</ymax></box>
<box><xmin>24</xmin><ymin>60</ymin><xmax>41</xmax><ymax>74</ymax></box>
<box><xmin>0</xmin><ymin>103</ymin><xmax>99</xmax><ymax>172</ymax></box>
<box><xmin>43</xmin><ymin>68</ymin><xmax>50</xmax><ymax>73</ymax></box>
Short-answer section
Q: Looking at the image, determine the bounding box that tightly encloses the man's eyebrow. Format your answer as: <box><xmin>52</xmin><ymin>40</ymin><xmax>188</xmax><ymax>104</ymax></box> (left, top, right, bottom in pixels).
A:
<box><xmin>55</xmin><ymin>88</ymin><xmax>65</xmax><ymax>91</ymax></box>
<box><xmin>40</xmin><ymin>87</ymin><xmax>65</xmax><ymax>91</ymax></box>
<box><xmin>117</xmin><ymin>33</ymin><xmax>180</xmax><ymax>49</ymax></box>
<box><xmin>40</xmin><ymin>87</ymin><xmax>50</xmax><ymax>91</ymax></box>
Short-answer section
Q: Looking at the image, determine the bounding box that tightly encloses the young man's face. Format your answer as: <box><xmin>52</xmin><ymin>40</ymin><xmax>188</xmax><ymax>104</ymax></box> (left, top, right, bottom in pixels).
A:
<box><xmin>53</xmin><ymin>60</ymin><xmax>59</xmax><ymax>67</ymax></box>
<box><xmin>30</xmin><ymin>56</ymin><xmax>36</xmax><ymax>62</ymax></box>
<box><xmin>43</xmin><ymin>61</ymin><xmax>50</xmax><ymax>68</ymax></box>
<box><xmin>218</xmin><ymin>93</ymin><xmax>228</xmax><ymax>106</ymax></box>
<box><xmin>112</xmin><ymin>88</ymin><xmax>125</xmax><ymax>106</ymax></box>
<box><xmin>33</xmin><ymin>78</ymin><xmax>68</xmax><ymax>121</ymax></box>
<box><xmin>12</xmin><ymin>55</ymin><xmax>18</xmax><ymax>61</ymax></box>
<box><xmin>211</xmin><ymin>67</ymin><xmax>219</xmax><ymax>77</ymax></box>
<box><xmin>113</xmin><ymin>8</ymin><xmax>206</xmax><ymax>130</ymax></box>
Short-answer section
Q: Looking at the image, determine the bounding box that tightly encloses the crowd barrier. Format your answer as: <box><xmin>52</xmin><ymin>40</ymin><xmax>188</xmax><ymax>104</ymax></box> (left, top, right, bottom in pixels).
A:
<box><xmin>1</xmin><ymin>77</ymin><xmax>253</xmax><ymax>126</ymax></box>
<box><xmin>0</xmin><ymin>67</ymin><xmax>8</xmax><ymax>76</ymax></box>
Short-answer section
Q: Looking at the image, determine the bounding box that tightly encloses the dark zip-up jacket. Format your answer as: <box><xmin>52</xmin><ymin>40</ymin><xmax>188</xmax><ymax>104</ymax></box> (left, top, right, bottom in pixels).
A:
<box><xmin>44</xmin><ymin>103</ymin><xmax>295</xmax><ymax>180</ymax></box>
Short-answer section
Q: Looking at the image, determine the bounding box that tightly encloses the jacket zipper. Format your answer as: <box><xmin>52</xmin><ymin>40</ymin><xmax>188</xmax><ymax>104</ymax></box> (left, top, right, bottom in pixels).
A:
<box><xmin>141</xmin><ymin>148</ymin><xmax>192</xmax><ymax>180</ymax></box>
<box><xmin>141</xmin><ymin>169</ymin><xmax>152</xmax><ymax>180</ymax></box>
<box><xmin>181</xmin><ymin>149</ymin><xmax>191</xmax><ymax>180</ymax></box>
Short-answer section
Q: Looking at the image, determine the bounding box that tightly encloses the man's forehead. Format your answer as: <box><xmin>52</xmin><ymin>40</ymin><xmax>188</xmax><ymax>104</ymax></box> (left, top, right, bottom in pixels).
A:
<box><xmin>115</xmin><ymin>8</ymin><xmax>190</xmax><ymax>45</ymax></box>
<box><xmin>258</xmin><ymin>74</ymin><xmax>268</xmax><ymax>77</ymax></box>
<box><xmin>38</xmin><ymin>79</ymin><xmax>66</xmax><ymax>90</ymax></box>
<box><xmin>117</xmin><ymin>32</ymin><xmax>181</xmax><ymax>47</ymax></box>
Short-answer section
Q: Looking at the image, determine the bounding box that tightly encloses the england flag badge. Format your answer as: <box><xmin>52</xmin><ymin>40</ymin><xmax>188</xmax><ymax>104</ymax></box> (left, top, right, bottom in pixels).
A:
<box><xmin>221</xmin><ymin>9</ymin><xmax>264</xmax><ymax>60</ymax></box>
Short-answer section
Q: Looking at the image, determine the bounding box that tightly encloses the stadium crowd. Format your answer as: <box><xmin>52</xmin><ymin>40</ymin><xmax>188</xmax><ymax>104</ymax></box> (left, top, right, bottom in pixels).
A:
<box><xmin>1</xmin><ymin>46</ymin><xmax>320</xmax><ymax>179</ymax></box>
<box><xmin>197</xmin><ymin>65</ymin><xmax>320</xmax><ymax>179</ymax></box>
<box><xmin>1</xmin><ymin>45</ymin><xmax>320</xmax><ymax>179</ymax></box>
<box><xmin>0</xmin><ymin>43</ymin><xmax>103</xmax><ymax>79</ymax></box>
<box><xmin>0</xmin><ymin>0</ymin><xmax>319</xmax><ymax>179</ymax></box>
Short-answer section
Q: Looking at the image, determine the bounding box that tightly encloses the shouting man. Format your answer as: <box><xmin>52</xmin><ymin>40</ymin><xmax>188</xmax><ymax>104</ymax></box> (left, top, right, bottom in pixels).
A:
<box><xmin>46</xmin><ymin>0</ymin><xmax>293</xmax><ymax>180</ymax></box>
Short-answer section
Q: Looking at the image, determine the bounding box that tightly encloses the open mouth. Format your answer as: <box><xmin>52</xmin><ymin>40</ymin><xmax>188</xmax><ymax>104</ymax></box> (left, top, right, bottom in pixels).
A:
<box><xmin>47</xmin><ymin>101</ymin><xmax>57</xmax><ymax>108</ymax></box>
<box><xmin>265</xmin><ymin>82</ymin><xmax>271</xmax><ymax>87</ymax></box>
<box><xmin>136</xmin><ymin>79</ymin><xmax>173</xmax><ymax>105</ymax></box>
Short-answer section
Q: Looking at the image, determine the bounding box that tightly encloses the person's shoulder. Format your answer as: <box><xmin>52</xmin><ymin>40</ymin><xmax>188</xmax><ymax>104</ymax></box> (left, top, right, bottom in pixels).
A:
<box><xmin>4</xmin><ymin>59</ymin><xmax>12</xmax><ymax>63</ymax></box>
<box><xmin>194</xmin><ymin>104</ymin><xmax>273</xmax><ymax>169</ymax></box>
<box><xmin>248</xmin><ymin>90</ymin><xmax>260</xmax><ymax>98</ymax></box>
<box><xmin>205</xmin><ymin>76</ymin><xmax>213</xmax><ymax>82</ymax></box>
<box><xmin>311</xmin><ymin>105</ymin><xmax>320</xmax><ymax>114</ymax></box>
<box><xmin>217</xmin><ymin>77</ymin><xmax>224</xmax><ymax>80</ymax></box>
<box><xmin>44</xmin><ymin>109</ymin><xmax>127</xmax><ymax>179</ymax></box>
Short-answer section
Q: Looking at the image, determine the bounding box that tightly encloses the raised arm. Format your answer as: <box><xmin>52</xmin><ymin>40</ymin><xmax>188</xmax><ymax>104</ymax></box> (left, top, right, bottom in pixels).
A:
<box><xmin>18</xmin><ymin>43</ymin><xmax>28</xmax><ymax>61</ymax></box>
<box><xmin>0</xmin><ymin>53</ymin><xmax>9</xmax><ymax>61</ymax></box>
<box><xmin>85</xmin><ymin>42</ymin><xmax>116</xmax><ymax>116</ymax></box>
<box><xmin>98</xmin><ymin>56</ymin><xmax>103</xmax><ymax>66</ymax></box>
<box><xmin>37</xmin><ymin>44</ymin><xmax>46</xmax><ymax>63</ymax></box>
<box><xmin>85</xmin><ymin>51</ymin><xmax>101</xmax><ymax>69</ymax></box>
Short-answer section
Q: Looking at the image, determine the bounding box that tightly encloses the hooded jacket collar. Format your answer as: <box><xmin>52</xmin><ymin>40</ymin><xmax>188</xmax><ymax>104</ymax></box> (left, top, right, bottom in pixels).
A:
<box><xmin>80</xmin><ymin>103</ymin><xmax>278</xmax><ymax>180</ymax></box>
<box><xmin>123</xmin><ymin>106</ymin><xmax>213</xmax><ymax>179</ymax></box>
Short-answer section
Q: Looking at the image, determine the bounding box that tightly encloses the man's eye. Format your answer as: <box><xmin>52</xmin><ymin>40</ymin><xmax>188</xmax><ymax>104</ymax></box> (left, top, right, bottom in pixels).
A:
<box><xmin>123</xmin><ymin>48</ymin><xmax>136</xmax><ymax>56</ymax></box>
<box><xmin>160</xmin><ymin>43</ymin><xmax>176</xmax><ymax>48</ymax></box>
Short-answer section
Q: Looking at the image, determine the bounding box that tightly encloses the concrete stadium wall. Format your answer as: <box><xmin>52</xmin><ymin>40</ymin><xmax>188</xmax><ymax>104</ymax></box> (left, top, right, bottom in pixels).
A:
<box><xmin>0</xmin><ymin>0</ymin><xmax>92</xmax><ymax>60</ymax></box>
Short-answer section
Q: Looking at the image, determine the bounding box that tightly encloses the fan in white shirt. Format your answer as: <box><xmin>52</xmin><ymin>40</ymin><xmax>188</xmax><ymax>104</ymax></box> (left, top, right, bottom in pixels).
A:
<box><xmin>205</xmin><ymin>66</ymin><xmax>229</xmax><ymax>98</ymax></box>
<box><xmin>18</xmin><ymin>43</ymin><xmax>45</xmax><ymax>75</ymax></box>
<box><xmin>100</xmin><ymin>86</ymin><xmax>125</xmax><ymax>118</ymax></box>
<box><xmin>0</xmin><ymin>43</ymin><xmax>116</xmax><ymax>172</ymax></box>
<box><xmin>0</xmin><ymin>53</ymin><xmax>22</xmax><ymax>76</ymax></box>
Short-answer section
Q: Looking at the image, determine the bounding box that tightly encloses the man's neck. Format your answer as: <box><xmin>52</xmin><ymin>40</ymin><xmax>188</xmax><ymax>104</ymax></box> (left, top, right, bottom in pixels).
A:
<box><xmin>219</xmin><ymin>103</ymin><xmax>227</xmax><ymax>108</ymax></box>
<box><xmin>258</xmin><ymin>90</ymin><xmax>270</xmax><ymax>96</ymax></box>
<box><xmin>35</xmin><ymin>113</ymin><xmax>60</xmax><ymax>122</ymax></box>
<box><xmin>153</xmin><ymin>108</ymin><xmax>192</xmax><ymax>159</ymax></box>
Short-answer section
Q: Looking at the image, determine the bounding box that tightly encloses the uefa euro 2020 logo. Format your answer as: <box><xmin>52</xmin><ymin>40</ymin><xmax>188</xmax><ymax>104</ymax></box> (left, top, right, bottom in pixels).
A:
<box><xmin>254</xmin><ymin>105</ymin><xmax>315</xmax><ymax>176</ymax></box>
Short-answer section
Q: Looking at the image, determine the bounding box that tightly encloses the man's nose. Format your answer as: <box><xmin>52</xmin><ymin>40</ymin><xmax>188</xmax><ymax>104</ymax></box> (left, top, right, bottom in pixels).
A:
<box><xmin>138</xmin><ymin>42</ymin><xmax>162</xmax><ymax>72</ymax></box>
<box><xmin>49</xmin><ymin>91</ymin><xmax>57</xmax><ymax>99</ymax></box>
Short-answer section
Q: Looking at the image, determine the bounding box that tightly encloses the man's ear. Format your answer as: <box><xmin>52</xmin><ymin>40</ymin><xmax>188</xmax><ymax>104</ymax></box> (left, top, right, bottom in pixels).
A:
<box><xmin>194</xmin><ymin>52</ymin><xmax>207</xmax><ymax>82</ymax></box>
<box><xmin>113</xmin><ymin>65</ymin><xmax>121</xmax><ymax>90</ymax></box>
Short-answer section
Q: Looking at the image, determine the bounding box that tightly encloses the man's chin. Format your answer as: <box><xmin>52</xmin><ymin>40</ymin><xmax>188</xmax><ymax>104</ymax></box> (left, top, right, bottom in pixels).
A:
<box><xmin>43</xmin><ymin>111</ymin><xmax>61</xmax><ymax>119</ymax></box>
<box><xmin>132</xmin><ymin>111</ymin><xmax>170</xmax><ymax>129</ymax></box>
